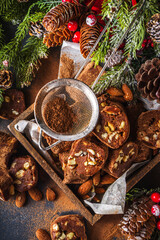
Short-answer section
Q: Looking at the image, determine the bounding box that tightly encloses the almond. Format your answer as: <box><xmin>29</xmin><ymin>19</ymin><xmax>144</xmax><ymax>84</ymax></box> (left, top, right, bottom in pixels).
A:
<box><xmin>78</xmin><ymin>179</ymin><xmax>93</xmax><ymax>196</ymax></box>
<box><xmin>28</xmin><ymin>187</ymin><xmax>42</xmax><ymax>201</ymax></box>
<box><xmin>36</xmin><ymin>229</ymin><xmax>51</xmax><ymax>240</ymax></box>
<box><xmin>93</xmin><ymin>172</ymin><xmax>101</xmax><ymax>186</ymax></box>
<box><xmin>95</xmin><ymin>187</ymin><xmax>105</xmax><ymax>194</ymax></box>
<box><xmin>100</xmin><ymin>174</ymin><xmax>116</xmax><ymax>185</ymax></box>
<box><xmin>46</xmin><ymin>187</ymin><xmax>56</xmax><ymax>201</ymax></box>
<box><xmin>122</xmin><ymin>84</ymin><xmax>133</xmax><ymax>101</ymax></box>
<box><xmin>16</xmin><ymin>192</ymin><xmax>26</xmax><ymax>208</ymax></box>
<box><xmin>106</xmin><ymin>87</ymin><xmax>124</xmax><ymax>97</ymax></box>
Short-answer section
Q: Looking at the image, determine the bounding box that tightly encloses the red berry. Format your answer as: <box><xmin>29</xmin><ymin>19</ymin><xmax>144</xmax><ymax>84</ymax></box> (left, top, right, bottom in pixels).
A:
<box><xmin>62</xmin><ymin>0</ymin><xmax>72</xmax><ymax>2</ymax></box>
<box><xmin>151</xmin><ymin>205</ymin><xmax>160</xmax><ymax>217</ymax></box>
<box><xmin>68</xmin><ymin>21</ymin><xmax>78</xmax><ymax>32</ymax></box>
<box><xmin>151</xmin><ymin>42</ymin><xmax>154</xmax><ymax>47</ymax></box>
<box><xmin>72</xmin><ymin>31</ymin><xmax>80</xmax><ymax>43</ymax></box>
<box><xmin>151</xmin><ymin>192</ymin><xmax>160</xmax><ymax>203</ymax></box>
<box><xmin>157</xmin><ymin>221</ymin><xmax>160</xmax><ymax>230</ymax></box>
<box><xmin>141</xmin><ymin>43</ymin><xmax>146</xmax><ymax>48</ymax></box>
<box><xmin>86</xmin><ymin>14</ymin><xmax>97</xmax><ymax>26</ymax></box>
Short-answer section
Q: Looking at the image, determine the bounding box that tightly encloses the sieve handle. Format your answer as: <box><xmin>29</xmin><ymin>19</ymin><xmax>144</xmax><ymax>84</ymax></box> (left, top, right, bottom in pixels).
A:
<box><xmin>38</xmin><ymin>129</ymin><xmax>62</xmax><ymax>151</ymax></box>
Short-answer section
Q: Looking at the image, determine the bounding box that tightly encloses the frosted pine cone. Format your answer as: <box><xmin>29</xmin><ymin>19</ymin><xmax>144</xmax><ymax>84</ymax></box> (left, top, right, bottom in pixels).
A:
<box><xmin>105</xmin><ymin>49</ymin><xmax>124</xmax><ymax>68</ymax></box>
<box><xmin>43</xmin><ymin>23</ymin><xmax>74</xmax><ymax>48</ymax></box>
<box><xmin>42</xmin><ymin>2</ymin><xmax>84</xmax><ymax>32</ymax></box>
<box><xmin>135</xmin><ymin>58</ymin><xmax>160</xmax><ymax>101</ymax></box>
<box><xmin>29</xmin><ymin>22</ymin><xmax>45</xmax><ymax>39</ymax></box>
<box><xmin>0</xmin><ymin>69</ymin><xmax>12</xmax><ymax>89</ymax></box>
<box><xmin>147</xmin><ymin>13</ymin><xmax>160</xmax><ymax>44</ymax></box>
<box><xmin>119</xmin><ymin>196</ymin><xmax>156</xmax><ymax>240</ymax></box>
<box><xmin>80</xmin><ymin>22</ymin><xmax>100</xmax><ymax>58</ymax></box>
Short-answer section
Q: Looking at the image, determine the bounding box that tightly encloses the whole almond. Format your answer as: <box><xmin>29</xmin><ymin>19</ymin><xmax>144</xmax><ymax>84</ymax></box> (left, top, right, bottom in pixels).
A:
<box><xmin>95</xmin><ymin>187</ymin><xmax>105</xmax><ymax>194</ymax></box>
<box><xmin>100</xmin><ymin>174</ymin><xmax>116</xmax><ymax>185</ymax></box>
<box><xmin>16</xmin><ymin>192</ymin><xmax>26</xmax><ymax>208</ymax></box>
<box><xmin>93</xmin><ymin>172</ymin><xmax>101</xmax><ymax>186</ymax></box>
<box><xmin>36</xmin><ymin>229</ymin><xmax>51</xmax><ymax>240</ymax></box>
<box><xmin>28</xmin><ymin>187</ymin><xmax>42</xmax><ymax>201</ymax></box>
<box><xmin>46</xmin><ymin>187</ymin><xmax>56</xmax><ymax>201</ymax></box>
<box><xmin>122</xmin><ymin>84</ymin><xmax>133</xmax><ymax>101</ymax></box>
<box><xmin>106</xmin><ymin>87</ymin><xmax>124</xmax><ymax>97</ymax></box>
<box><xmin>78</xmin><ymin>179</ymin><xmax>92</xmax><ymax>196</ymax></box>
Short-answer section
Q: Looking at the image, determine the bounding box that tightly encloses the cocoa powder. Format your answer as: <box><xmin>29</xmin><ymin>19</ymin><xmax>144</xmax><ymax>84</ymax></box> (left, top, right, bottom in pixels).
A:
<box><xmin>59</xmin><ymin>54</ymin><xmax>74</xmax><ymax>79</ymax></box>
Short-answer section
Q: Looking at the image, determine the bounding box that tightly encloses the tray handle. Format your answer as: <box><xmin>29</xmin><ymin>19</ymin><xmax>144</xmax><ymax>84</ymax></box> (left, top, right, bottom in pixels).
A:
<box><xmin>39</xmin><ymin>129</ymin><xmax>61</xmax><ymax>151</ymax></box>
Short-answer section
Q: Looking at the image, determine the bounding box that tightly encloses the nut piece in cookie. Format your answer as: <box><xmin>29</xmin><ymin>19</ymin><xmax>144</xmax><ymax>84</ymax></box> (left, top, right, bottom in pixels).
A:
<box><xmin>9</xmin><ymin>155</ymin><xmax>38</xmax><ymax>192</ymax></box>
<box><xmin>134</xmin><ymin>141</ymin><xmax>152</xmax><ymax>163</ymax></box>
<box><xmin>104</xmin><ymin>141</ymin><xmax>138</xmax><ymax>178</ymax></box>
<box><xmin>50</xmin><ymin>215</ymin><xmax>87</xmax><ymax>240</ymax></box>
<box><xmin>137</xmin><ymin>110</ymin><xmax>160</xmax><ymax>149</ymax></box>
<box><xmin>93</xmin><ymin>94</ymin><xmax>130</xmax><ymax>149</ymax></box>
<box><xmin>0</xmin><ymin>89</ymin><xmax>25</xmax><ymax>119</ymax></box>
<box><xmin>61</xmin><ymin>137</ymin><xmax>108</xmax><ymax>184</ymax></box>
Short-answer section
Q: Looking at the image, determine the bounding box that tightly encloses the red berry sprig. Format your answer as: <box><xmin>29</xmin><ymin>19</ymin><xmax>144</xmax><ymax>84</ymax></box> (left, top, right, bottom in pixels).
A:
<box><xmin>72</xmin><ymin>31</ymin><xmax>80</xmax><ymax>43</ymax></box>
<box><xmin>68</xmin><ymin>21</ymin><xmax>78</xmax><ymax>32</ymax></box>
<box><xmin>157</xmin><ymin>221</ymin><xmax>160</xmax><ymax>230</ymax></box>
<box><xmin>62</xmin><ymin>0</ymin><xmax>72</xmax><ymax>2</ymax></box>
<box><xmin>151</xmin><ymin>205</ymin><xmax>160</xmax><ymax>217</ymax></box>
<box><xmin>151</xmin><ymin>192</ymin><xmax>160</xmax><ymax>203</ymax></box>
<box><xmin>151</xmin><ymin>192</ymin><xmax>160</xmax><ymax>231</ymax></box>
<box><xmin>86</xmin><ymin>14</ymin><xmax>97</xmax><ymax>26</ymax></box>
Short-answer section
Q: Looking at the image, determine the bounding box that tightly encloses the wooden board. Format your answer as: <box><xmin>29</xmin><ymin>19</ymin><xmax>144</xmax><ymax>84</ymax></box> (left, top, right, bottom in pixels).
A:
<box><xmin>8</xmin><ymin>103</ymin><xmax>160</xmax><ymax>225</ymax></box>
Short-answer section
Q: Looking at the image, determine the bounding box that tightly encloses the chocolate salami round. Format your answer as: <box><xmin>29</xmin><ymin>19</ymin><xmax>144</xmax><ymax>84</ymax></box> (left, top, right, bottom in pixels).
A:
<box><xmin>93</xmin><ymin>94</ymin><xmax>130</xmax><ymax>149</ymax></box>
<box><xmin>60</xmin><ymin>137</ymin><xmax>108</xmax><ymax>184</ymax></box>
<box><xmin>50</xmin><ymin>215</ymin><xmax>87</xmax><ymax>240</ymax></box>
<box><xmin>137</xmin><ymin>110</ymin><xmax>160</xmax><ymax>149</ymax></box>
<box><xmin>104</xmin><ymin>141</ymin><xmax>138</xmax><ymax>178</ymax></box>
<box><xmin>9</xmin><ymin>155</ymin><xmax>38</xmax><ymax>192</ymax></box>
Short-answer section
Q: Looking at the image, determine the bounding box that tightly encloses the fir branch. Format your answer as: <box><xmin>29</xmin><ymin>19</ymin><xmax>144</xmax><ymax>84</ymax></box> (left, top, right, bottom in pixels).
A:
<box><xmin>126</xmin><ymin>187</ymin><xmax>160</xmax><ymax>202</ymax></box>
<box><xmin>0</xmin><ymin>0</ymin><xmax>14</xmax><ymax>14</ymax></box>
<box><xmin>15</xmin><ymin>37</ymin><xmax>48</xmax><ymax>88</ymax></box>
<box><xmin>0</xmin><ymin>89</ymin><xmax>4</xmax><ymax>107</ymax></box>
<box><xmin>0</xmin><ymin>24</ymin><xmax>4</xmax><ymax>49</ymax></box>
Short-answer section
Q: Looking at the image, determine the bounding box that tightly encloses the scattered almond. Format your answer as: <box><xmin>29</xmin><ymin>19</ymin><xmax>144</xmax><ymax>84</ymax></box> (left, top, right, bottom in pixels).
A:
<box><xmin>93</xmin><ymin>172</ymin><xmax>101</xmax><ymax>186</ymax></box>
<box><xmin>95</xmin><ymin>187</ymin><xmax>105</xmax><ymax>194</ymax></box>
<box><xmin>100</xmin><ymin>174</ymin><xmax>116</xmax><ymax>185</ymax></box>
<box><xmin>46</xmin><ymin>187</ymin><xmax>56</xmax><ymax>201</ymax></box>
<box><xmin>16</xmin><ymin>192</ymin><xmax>26</xmax><ymax>208</ymax></box>
<box><xmin>36</xmin><ymin>229</ymin><xmax>51</xmax><ymax>240</ymax></box>
<box><xmin>78</xmin><ymin>179</ymin><xmax>93</xmax><ymax>196</ymax></box>
<box><xmin>122</xmin><ymin>84</ymin><xmax>133</xmax><ymax>101</ymax></box>
<box><xmin>28</xmin><ymin>187</ymin><xmax>42</xmax><ymax>201</ymax></box>
<box><xmin>106</xmin><ymin>87</ymin><xmax>124</xmax><ymax>97</ymax></box>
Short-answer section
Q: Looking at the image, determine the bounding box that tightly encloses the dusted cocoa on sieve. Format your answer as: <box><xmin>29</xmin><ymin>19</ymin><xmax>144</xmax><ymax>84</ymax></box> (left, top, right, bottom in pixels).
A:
<box><xmin>43</xmin><ymin>97</ymin><xmax>76</xmax><ymax>133</ymax></box>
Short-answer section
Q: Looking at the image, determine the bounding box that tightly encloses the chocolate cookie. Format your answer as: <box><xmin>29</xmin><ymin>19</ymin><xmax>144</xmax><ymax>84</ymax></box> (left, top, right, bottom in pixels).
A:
<box><xmin>104</xmin><ymin>141</ymin><xmax>138</xmax><ymax>178</ymax></box>
<box><xmin>0</xmin><ymin>131</ymin><xmax>18</xmax><ymax>200</ymax></box>
<box><xmin>43</xmin><ymin>132</ymin><xmax>73</xmax><ymax>155</ymax></box>
<box><xmin>93</xmin><ymin>94</ymin><xmax>130</xmax><ymax>149</ymax></box>
<box><xmin>134</xmin><ymin>141</ymin><xmax>152</xmax><ymax>163</ymax></box>
<box><xmin>137</xmin><ymin>110</ymin><xmax>160</xmax><ymax>149</ymax></box>
<box><xmin>9</xmin><ymin>155</ymin><xmax>38</xmax><ymax>192</ymax></box>
<box><xmin>62</xmin><ymin>137</ymin><xmax>108</xmax><ymax>184</ymax></box>
<box><xmin>50</xmin><ymin>215</ymin><xmax>87</xmax><ymax>240</ymax></box>
<box><xmin>0</xmin><ymin>89</ymin><xmax>26</xmax><ymax>119</ymax></box>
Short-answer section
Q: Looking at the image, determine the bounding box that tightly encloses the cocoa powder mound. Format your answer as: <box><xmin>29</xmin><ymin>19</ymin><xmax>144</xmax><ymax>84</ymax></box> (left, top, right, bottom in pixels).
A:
<box><xmin>59</xmin><ymin>54</ymin><xmax>74</xmax><ymax>79</ymax></box>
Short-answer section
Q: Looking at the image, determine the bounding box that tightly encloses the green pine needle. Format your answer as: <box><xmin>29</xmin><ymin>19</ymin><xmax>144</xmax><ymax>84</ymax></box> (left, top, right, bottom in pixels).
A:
<box><xmin>0</xmin><ymin>89</ymin><xmax>4</xmax><ymax>107</ymax></box>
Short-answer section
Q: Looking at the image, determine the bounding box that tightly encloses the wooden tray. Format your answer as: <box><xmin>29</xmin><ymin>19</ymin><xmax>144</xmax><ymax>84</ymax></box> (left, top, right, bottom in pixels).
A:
<box><xmin>8</xmin><ymin>104</ymin><xmax>160</xmax><ymax>225</ymax></box>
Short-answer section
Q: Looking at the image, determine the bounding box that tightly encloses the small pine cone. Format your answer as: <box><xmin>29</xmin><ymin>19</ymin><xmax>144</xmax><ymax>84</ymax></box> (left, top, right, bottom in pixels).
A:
<box><xmin>80</xmin><ymin>22</ymin><xmax>100</xmax><ymax>58</ymax></box>
<box><xmin>43</xmin><ymin>23</ymin><xmax>74</xmax><ymax>48</ymax></box>
<box><xmin>105</xmin><ymin>49</ymin><xmax>124</xmax><ymax>68</ymax></box>
<box><xmin>29</xmin><ymin>22</ymin><xmax>45</xmax><ymax>39</ymax></box>
<box><xmin>135</xmin><ymin>58</ymin><xmax>160</xmax><ymax>101</ymax></box>
<box><xmin>119</xmin><ymin>196</ymin><xmax>156</xmax><ymax>240</ymax></box>
<box><xmin>42</xmin><ymin>2</ymin><xmax>85</xmax><ymax>32</ymax></box>
<box><xmin>147</xmin><ymin>13</ymin><xmax>160</xmax><ymax>44</ymax></box>
<box><xmin>0</xmin><ymin>69</ymin><xmax>12</xmax><ymax>89</ymax></box>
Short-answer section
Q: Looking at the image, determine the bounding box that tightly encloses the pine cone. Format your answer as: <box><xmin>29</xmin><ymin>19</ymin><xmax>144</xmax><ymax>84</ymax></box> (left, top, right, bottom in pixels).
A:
<box><xmin>147</xmin><ymin>13</ymin><xmax>160</xmax><ymax>44</ymax></box>
<box><xmin>0</xmin><ymin>70</ymin><xmax>12</xmax><ymax>89</ymax></box>
<box><xmin>80</xmin><ymin>22</ymin><xmax>100</xmax><ymax>58</ymax></box>
<box><xmin>135</xmin><ymin>58</ymin><xmax>160</xmax><ymax>101</ymax></box>
<box><xmin>43</xmin><ymin>23</ymin><xmax>74</xmax><ymax>48</ymax></box>
<box><xmin>105</xmin><ymin>49</ymin><xmax>124</xmax><ymax>68</ymax></box>
<box><xmin>119</xmin><ymin>196</ymin><xmax>156</xmax><ymax>240</ymax></box>
<box><xmin>42</xmin><ymin>2</ymin><xmax>85</xmax><ymax>32</ymax></box>
<box><xmin>29</xmin><ymin>22</ymin><xmax>45</xmax><ymax>39</ymax></box>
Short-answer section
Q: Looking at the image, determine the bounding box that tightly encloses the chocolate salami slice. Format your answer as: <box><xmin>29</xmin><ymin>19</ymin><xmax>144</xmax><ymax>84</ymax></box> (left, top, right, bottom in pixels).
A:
<box><xmin>61</xmin><ymin>137</ymin><xmax>108</xmax><ymax>184</ymax></box>
<box><xmin>9</xmin><ymin>155</ymin><xmax>38</xmax><ymax>192</ymax></box>
<box><xmin>50</xmin><ymin>215</ymin><xmax>87</xmax><ymax>240</ymax></box>
<box><xmin>137</xmin><ymin>110</ymin><xmax>160</xmax><ymax>149</ymax></box>
<box><xmin>93</xmin><ymin>94</ymin><xmax>130</xmax><ymax>149</ymax></box>
<box><xmin>0</xmin><ymin>89</ymin><xmax>26</xmax><ymax>119</ymax></box>
<box><xmin>134</xmin><ymin>141</ymin><xmax>152</xmax><ymax>163</ymax></box>
<box><xmin>104</xmin><ymin>141</ymin><xmax>138</xmax><ymax>178</ymax></box>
